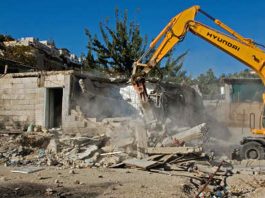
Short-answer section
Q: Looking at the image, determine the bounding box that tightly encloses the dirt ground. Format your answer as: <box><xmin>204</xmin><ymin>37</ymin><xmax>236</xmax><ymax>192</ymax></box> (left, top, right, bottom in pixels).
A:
<box><xmin>0</xmin><ymin>165</ymin><xmax>193</xmax><ymax>198</ymax></box>
<box><xmin>0</xmin><ymin>165</ymin><xmax>265</xmax><ymax>198</ymax></box>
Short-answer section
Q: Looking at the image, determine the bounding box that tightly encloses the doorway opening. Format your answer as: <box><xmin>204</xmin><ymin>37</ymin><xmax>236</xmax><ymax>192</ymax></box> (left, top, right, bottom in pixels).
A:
<box><xmin>45</xmin><ymin>88</ymin><xmax>63</xmax><ymax>128</ymax></box>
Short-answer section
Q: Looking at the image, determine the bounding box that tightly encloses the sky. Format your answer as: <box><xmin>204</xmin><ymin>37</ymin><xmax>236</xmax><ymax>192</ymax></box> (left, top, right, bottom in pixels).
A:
<box><xmin>1</xmin><ymin>0</ymin><xmax>265</xmax><ymax>77</ymax></box>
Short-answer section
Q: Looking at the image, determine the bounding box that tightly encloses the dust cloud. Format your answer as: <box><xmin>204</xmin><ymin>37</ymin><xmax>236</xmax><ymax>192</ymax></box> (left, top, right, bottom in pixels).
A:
<box><xmin>74</xmin><ymin>77</ymin><xmax>240</xmax><ymax>159</ymax></box>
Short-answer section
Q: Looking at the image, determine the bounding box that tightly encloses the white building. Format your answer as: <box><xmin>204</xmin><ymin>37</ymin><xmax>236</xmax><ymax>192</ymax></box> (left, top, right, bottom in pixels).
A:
<box><xmin>4</xmin><ymin>37</ymin><xmax>81</xmax><ymax>65</ymax></box>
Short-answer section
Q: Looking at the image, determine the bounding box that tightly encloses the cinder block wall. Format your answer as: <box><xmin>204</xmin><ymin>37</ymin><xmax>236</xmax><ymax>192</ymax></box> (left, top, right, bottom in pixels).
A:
<box><xmin>0</xmin><ymin>71</ymin><xmax>72</xmax><ymax>130</ymax></box>
<box><xmin>0</xmin><ymin>76</ymin><xmax>39</xmax><ymax>128</ymax></box>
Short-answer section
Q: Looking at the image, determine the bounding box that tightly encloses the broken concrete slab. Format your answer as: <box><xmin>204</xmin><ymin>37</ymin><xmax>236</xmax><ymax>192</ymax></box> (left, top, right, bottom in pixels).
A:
<box><xmin>171</xmin><ymin>123</ymin><xmax>207</xmax><ymax>143</ymax></box>
<box><xmin>60</xmin><ymin>135</ymin><xmax>106</xmax><ymax>147</ymax></box>
<box><xmin>123</xmin><ymin>158</ymin><xmax>160</xmax><ymax>170</ymax></box>
<box><xmin>46</xmin><ymin>139</ymin><xmax>59</xmax><ymax>154</ymax></box>
<box><xmin>77</xmin><ymin>145</ymin><xmax>98</xmax><ymax>160</ymax></box>
<box><xmin>135</xmin><ymin>123</ymin><xmax>148</xmax><ymax>159</ymax></box>
<box><xmin>11</xmin><ymin>167</ymin><xmax>44</xmax><ymax>174</ymax></box>
<box><xmin>146</xmin><ymin>146</ymin><xmax>203</xmax><ymax>155</ymax></box>
<box><xmin>47</xmin><ymin>157</ymin><xmax>59</xmax><ymax>166</ymax></box>
<box><xmin>98</xmin><ymin>155</ymin><xmax>122</xmax><ymax>167</ymax></box>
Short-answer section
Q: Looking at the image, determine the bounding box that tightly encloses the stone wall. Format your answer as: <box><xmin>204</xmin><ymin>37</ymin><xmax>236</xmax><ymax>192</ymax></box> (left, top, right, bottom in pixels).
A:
<box><xmin>0</xmin><ymin>71</ymin><xmax>72</xmax><ymax>130</ymax></box>
<box><xmin>0</xmin><ymin>76</ymin><xmax>38</xmax><ymax>129</ymax></box>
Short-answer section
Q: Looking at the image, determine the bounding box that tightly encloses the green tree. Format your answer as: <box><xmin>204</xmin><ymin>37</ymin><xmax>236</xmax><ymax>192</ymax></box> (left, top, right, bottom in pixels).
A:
<box><xmin>222</xmin><ymin>69</ymin><xmax>258</xmax><ymax>78</ymax></box>
<box><xmin>84</xmin><ymin>8</ymin><xmax>147</xmax><ymax>76</ymax></box>
<box><xmin>160</xmin><ymin>50</ymin><xmax>191</xmax><ymax>84</ymax></box>
<box><xmin>195</xmin><ymin>68</ymin><xmax>219</xmax><ymax>99</ymax></box>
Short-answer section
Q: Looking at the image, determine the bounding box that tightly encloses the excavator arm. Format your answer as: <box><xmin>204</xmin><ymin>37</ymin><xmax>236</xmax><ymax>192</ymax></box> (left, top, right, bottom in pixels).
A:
<box><xmin>132</xmin><ymin>5</ymin><xmax>265</xmax><ymax>134</ymax></box>
<box><xmin>133</xmin><ymin>5</ymin><xmax>265</xmax><ymax>81</ymax></box>
<box><xmin>132</xmin><ymin>6</ymin><xmax>200</xmax><ymax>76</ymax></box>
<box><xmin>131</xmin><ymin>6</ymin><xmax>200</xmax><ymax>105</ymax></box>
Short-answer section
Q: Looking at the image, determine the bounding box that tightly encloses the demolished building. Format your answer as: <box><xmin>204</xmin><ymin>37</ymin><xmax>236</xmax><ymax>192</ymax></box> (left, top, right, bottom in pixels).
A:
<box><xmin>0</xmin><ymin>70</ymin><xmax>212</xmax><ymax>169</ymax></box>
<box><xmin>0</xmin><ymin>70</ymin><xmax>204</xmax><ymax>134</ymax></box>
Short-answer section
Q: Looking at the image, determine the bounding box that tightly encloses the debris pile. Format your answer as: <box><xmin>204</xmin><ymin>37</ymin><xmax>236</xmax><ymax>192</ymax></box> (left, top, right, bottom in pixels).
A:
<box><xmin>117</xmin><ymin>151</ymin><xmax>265</xmax><ymax>197</ymax></box>
<box><xmin>0</xmin><ymin>122</ymin><xmax>131</xmax><ymax>168</ymax></box>
<box><xmin>0</xmin><ymin>118</ymin><xmax>210</xmax><ymax>169</ymax></box>
<box><xmin>117</xmin><ymin>151</ymin><xmax>233</xmax><ymax>197</ymax></box>
<box><xmin>0</xmin><ymin>130</ymin><xmax>130</xmax><ymax>168</ymax></box>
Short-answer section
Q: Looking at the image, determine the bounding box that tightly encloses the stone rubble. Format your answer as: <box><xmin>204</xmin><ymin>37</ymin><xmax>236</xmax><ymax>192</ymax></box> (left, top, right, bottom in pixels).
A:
<box><xmin>0</xmin><ymin>118</ymin><xmax>140</xmax><ymax>169</ymax></box>
<box><xmin>0</xmin><ymin>118</ymin><xmax>210</xmax><ymax>170</ymax></box>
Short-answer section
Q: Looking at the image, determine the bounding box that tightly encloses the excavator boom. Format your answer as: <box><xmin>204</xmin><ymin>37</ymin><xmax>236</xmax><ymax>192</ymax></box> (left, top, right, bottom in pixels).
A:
<box><xmin>189</xmin><ymin>21</ymin><xmax>265</xmax><ymax>83</ymax></box>
<box><xmin>134</xmin><ymin>5</ymin><xmax>265</xmax><ymax>83</ymax></box>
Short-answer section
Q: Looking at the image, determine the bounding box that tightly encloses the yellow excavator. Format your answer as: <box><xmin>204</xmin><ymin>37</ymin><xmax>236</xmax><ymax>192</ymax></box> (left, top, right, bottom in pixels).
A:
<box><xmin>131</xmin><ymin>5</ymin><xmax>265</xmax><ymax>160</ymax></box>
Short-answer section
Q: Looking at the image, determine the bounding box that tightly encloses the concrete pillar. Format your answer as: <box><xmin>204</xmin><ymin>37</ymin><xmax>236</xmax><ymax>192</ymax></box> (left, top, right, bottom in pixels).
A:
<box><xmin>224</xmin><ymin>84</ymin><xmax>232</xmax><ymax>103</ymax></box>
<box><xmin>62</xmin><ymin>74</ymin><xmax>71</xmax><ymax>128</ymax></box>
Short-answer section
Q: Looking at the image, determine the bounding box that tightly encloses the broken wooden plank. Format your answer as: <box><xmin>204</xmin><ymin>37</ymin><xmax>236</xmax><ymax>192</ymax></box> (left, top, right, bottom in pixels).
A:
<box><xmin>100</xmin><ymin>151</ymin><xmax>124</xmax><ymax>156</ymax></box>
<box><xmin>149</xmin><ymin>169</ymin><xmax>173</xmax><ymax>176</ymax></box>
<box><xmin>146</xmin><ymin>147</ymin><xmax>202</xmax><ymax>155</ymax></box>
<box><xmin>146</xmin><ymin>154</ymin><xmax>164</xmax><ymax>161</ymax></box>
<box><xmin>158</xmin><ymin>154</ymin><xmax>175</xmax><ymax>163</ymax></box>
<box><xmin>123</xmin><ymin>158</ymin><xmax>160</xmax><ymax>169</ymax></box>
<box><xmin>109</xmin><ymin>162</ymin><xmax>126</xmax><ymax>168</ymax></box>
<box><xmin>168</xmin><ymin>164</ymin><xmax>187</xmax><ymax>171</ymax></box>
<box><xmin>150</xmin><ymin>167</ymin><xmax>204</xmax><ymax>181</ymax></box>
<box><xmin>170</xmin><ymin>156</ymin><xmax>208</xmax><ymax>165</ymax></box>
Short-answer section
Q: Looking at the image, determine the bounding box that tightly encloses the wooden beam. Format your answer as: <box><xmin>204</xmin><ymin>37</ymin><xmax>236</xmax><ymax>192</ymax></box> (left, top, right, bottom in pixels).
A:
<box><xmin>146</xmin><ymin>147</ymin><xmax>202</xmax><ymax>155</ymax></box>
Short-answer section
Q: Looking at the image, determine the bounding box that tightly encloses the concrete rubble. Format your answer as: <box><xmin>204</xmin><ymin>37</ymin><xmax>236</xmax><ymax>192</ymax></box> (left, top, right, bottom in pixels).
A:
<box><xmin>0</xmin><ymin>129</ymin><xmax>125</xmax><ymax>168</ymax></box>
<box><xmin>0</xmin><ymin>115</ymin><xmax>209</xmax><ymax>170</ymax></box>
